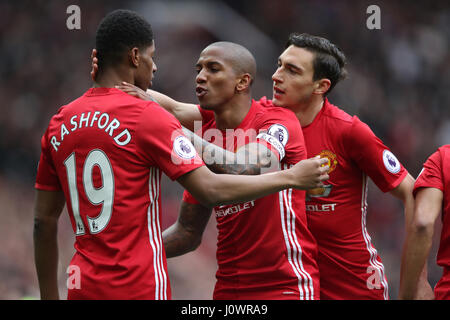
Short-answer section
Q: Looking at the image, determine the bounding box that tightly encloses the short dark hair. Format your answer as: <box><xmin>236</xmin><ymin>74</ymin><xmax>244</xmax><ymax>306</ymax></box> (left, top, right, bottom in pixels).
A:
<box><xmin>95</xmin><ymin>9</ymin><xmax>153</xmax><ymax>73</ymax></box>
<box><xmin>286</xmin><ymin>33</ymin><xmax>347</xmax><ymax>95</ymax></box>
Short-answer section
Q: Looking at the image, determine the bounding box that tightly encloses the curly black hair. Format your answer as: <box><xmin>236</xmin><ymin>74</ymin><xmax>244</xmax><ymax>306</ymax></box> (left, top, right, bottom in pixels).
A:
<box><xmin>286</xmin><ymin>33</ymin><xmax>347</xmax><ymax>95</ymax></box>
<box><xmin>95</xmin><ymin>9</ymin><xmax>153</xmax><ymax>73</ymax></box>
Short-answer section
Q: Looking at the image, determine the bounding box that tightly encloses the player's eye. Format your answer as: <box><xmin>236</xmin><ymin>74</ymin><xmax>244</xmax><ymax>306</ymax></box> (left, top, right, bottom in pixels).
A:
<box><xmin>207</xmin><ymin>64</ymin><xmax>220</xmax><ymax>73</ymax></box>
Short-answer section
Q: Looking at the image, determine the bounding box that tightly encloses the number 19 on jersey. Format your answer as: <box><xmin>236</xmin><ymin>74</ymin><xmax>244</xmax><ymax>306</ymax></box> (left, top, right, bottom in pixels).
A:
<box><xmin>64</xmin><ymin>149</ymin><xmax>114</xmax><ymax>235</ymax></box>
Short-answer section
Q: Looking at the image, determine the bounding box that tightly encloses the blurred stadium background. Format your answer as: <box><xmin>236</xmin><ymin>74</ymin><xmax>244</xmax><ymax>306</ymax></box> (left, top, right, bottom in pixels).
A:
<box><xmin>0</xmin><ymin>0</ymin><xmax>448</xmax><ymax>299</ymax></box>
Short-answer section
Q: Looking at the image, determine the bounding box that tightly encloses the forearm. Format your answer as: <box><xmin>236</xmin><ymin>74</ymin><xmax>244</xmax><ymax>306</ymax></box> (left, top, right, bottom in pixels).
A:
<box><xmin>178</xmin><ymin>158</ymin><xmax>328</xmax><ymax>208</ymax></box>
<box><xmin>394</xmin><ymin>175</ymin><xmax>432</xmax><ymax>297</ymax></box>
<box><xmin>147</xmin><ymin>89</ymin><xmax>178</xmax><ymax>113</ymax></box>
<box><xmin>33</xmin><ymin>216</ymin><xmax>60</xmax><ymax>300</ymax></box>
<box><xmin>204</xmin><ymin>169</ymin><xmax>292</xmax><ymax>207</ymax></box>
<box><xmin>163</xmin><ymin>223</ymin><xmax>201</xmax><ymax>258</ymax></box>
<box><xmin>400</xmin><ymin>187</ymin><xmax>442</xmax><ymax>299</ymax></box>
<box><xmin>182</xmin><ymin>127</ymin><xmax>274</xmax><ymax>175</ymax></box>
<box><xmin>402</xmin><ymin>194</ymin><xmax>431</xmax><ymax>294</ymax></box>
<box><xmin>182</xmin><ymin>126</ymin><xmax>236</xmax><ymax>172</ymax></box>
<box><xmin>399</xmin><ymin>226</ymin><xmax>433</xmax><ymax>299</ymax></box>
<box><xmin>147</xmin><ymin>91</ymin><xmax>200</xmax><ymax>131</ymax></box>
<box><xmin>163</xmin><ymin>201</ymin><xmax>211</xmax><ymax>257</ymax></box>
<box><xmin>204</xmin><ymin>145</ymin><xmax>272</xmax><ymax>175</ymax></box>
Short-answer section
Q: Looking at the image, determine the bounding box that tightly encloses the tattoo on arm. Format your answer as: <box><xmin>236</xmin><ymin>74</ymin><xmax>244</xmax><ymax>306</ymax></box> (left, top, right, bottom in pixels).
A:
<box><xmin>182</xmin><ymin>127</ymin><xmax>278</xmax><ymax>175</ymax></box>
<box><xmin>204</xmin><ymin>147</ymin><xmax>267</xmax><ymax>175</ymax></box>
<box><xmin>163</xmin><ymin>201</ymin><xmax>212</xmax><ymax>257</ymax></box>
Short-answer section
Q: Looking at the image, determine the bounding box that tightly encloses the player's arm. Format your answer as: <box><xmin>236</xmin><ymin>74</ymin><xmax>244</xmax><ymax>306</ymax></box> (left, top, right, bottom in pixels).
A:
<box><xmin>209</xmin><ymin>142</ymin><xmax>278</xmax><ymax>175</ymax></box>
<box><xmin>176</xmin><ymin>157</ymin><xmax>329</xmax><ymax>208</ymax></box>
<box><xmin>137</xmin><ymin>102</ymin><xmax>327</xmax><ymax>207</ymax></box>
<box><xmin>163</xmin><ymin>201</ymin><xmax>212</xmax><ymax>257</ymax></box>
<box><xmin>182</xmin><ymin>126</ymin><xmax>279</xmax><ymax>175</ymax></box>
<box><xmin>390</xmin><ymin>174</ymin><xmax>435</xmax><ymax>299</ymax></box>
<box><xmin>399</xmin><ymin>187</ymin><xmax>442</xmax><ymax>299</ymax></box>
<box><xmin>33</xmin><ymin>189</ymin><xmax>66</xmax><ymax>300</ymax></box>
<box><xmin>147</xmin><ymin>89</ymin><xmax>201</xmax><ymax>132</ymax></box>
<box><xmin>389</xmin><ymin>173</ymin><xmax>415</xmax><ymax>226</ymax></box>
<box><xmin>115</xmin><ymin>82</ymin><xmax>201</xmax><ymax>132</ymax></box>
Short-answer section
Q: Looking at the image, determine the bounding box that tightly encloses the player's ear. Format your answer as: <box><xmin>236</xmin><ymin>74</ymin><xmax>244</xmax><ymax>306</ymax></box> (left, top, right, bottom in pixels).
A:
<box><xmin>236</xmin><ymin>73</ymin><xmax>252</xmax><ymax>93</ymax></box>
<box><xmin>129</xmin><ymin>47</ymin><xmax>140</xmax><ymax>68</ymax></box>
<box><xmin>313</xmin><ymin>78</ymin><xmax>331</xmax><ymax>95</ymax></box>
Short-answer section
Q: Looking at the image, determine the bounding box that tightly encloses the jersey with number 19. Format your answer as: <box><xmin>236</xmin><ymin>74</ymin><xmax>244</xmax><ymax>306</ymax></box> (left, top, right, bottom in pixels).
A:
<box><xmin>35</xmin><ymin>88</ymin><xmax>204</xmax><ymax>300</ymax></box>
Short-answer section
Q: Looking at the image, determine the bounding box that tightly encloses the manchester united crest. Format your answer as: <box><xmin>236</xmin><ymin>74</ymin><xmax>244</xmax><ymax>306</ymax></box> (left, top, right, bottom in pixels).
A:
<box><xmin>306</xmin><ymin>150</ymin><xmax>338</xmax><ymax>200</ymax></box>
<box><xmin>318</xmin><ymin>150</ymin><xmax>338</xmax><ymax>173</ymax></box>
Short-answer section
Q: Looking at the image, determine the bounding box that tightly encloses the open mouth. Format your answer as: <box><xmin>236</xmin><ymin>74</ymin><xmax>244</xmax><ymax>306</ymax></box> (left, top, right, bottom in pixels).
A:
<box><xmin>273</xmin><ymin>86</ymin><xmax>285</xmax><ymax>99</ymax></box>
<box><xmin>196</xmin><ymin>86</ymin><xmax>208</xmax><ymax>98</ymax></box>
<box><xmin>273</xmin><ymin>86</ymin><xmax>285</xmax><ymax>94</ymax></box>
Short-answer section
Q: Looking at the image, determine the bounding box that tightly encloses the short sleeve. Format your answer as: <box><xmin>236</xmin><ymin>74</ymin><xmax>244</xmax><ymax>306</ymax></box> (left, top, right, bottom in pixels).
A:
<box><xmin>413</xmin><ymin>149</ymin><xmax>443</xmax><ymax>197</ymax></box>
<box><xmin>35</xmin><ymin>128</ymin><xmax>62</xmax><ymax>191</ymax></box>
<box><xmin>135</xmin><ymin>103</ymin><xmax>205</xmax><ymax>181</ymax></box>
<box><xmin>347</xmin><ymin>117</ymin><xmax>407</xmax><ymax>193</ymax></box>
<box><xmin>255</xmin><ymin>104</ymin><xmax>306</xmax><ymax>163</ymax></box>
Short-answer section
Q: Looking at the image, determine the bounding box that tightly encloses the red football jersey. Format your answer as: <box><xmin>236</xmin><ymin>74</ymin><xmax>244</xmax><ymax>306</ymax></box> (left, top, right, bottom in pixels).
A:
<box><xmin>183</xmin><ymin>99</ymin><xmax>320</xmax><ymax>300</ymax></box>
<box><xmin>261</xmin><ymin>97</ymin><xmax>407</xmax><ymax>300</ymax></box>
<box><xmin>414</xmin><ymin>145</ymin><xmax>450</xmax><ymax>300</ymax></box>
<box><xmin>35</xmin><ymin>88</ymin><xmax>204</xmax><ymax>300</ymax></box>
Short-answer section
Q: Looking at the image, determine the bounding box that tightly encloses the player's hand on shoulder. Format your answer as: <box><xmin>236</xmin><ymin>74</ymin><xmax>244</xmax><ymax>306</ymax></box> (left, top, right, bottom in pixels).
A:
<box><xmin>115</xmin><ymin>82</ymin><xmax>154</xmax><ymax>101</ymax></box>
<box><xmin>290</xmin><ymin>156</ymin><xmax>329</xmax><ymax>190</ymax></box>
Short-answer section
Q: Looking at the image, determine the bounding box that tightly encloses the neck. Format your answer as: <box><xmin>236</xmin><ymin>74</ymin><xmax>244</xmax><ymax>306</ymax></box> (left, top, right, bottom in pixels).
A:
<box><xmin>292</xmin><ymin>95</ymin><xmax>325</xmax><ymax>127</ymax></box>
<box><xmin>214</xmin><ymin>94</ymin><xmax>252</xmax><ymax>130</ymax></box>
<box><xmin>94</xmin><ymin>66</ymin><xmax>134</xmax><ymax>88</ymax></box>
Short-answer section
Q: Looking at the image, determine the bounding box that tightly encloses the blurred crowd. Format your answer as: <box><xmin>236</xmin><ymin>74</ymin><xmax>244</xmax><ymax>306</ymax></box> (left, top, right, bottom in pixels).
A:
<box><xmin>0</xmin><ymin>0</ymin><xmax>448</xmax><ymax>299</ymax></box>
